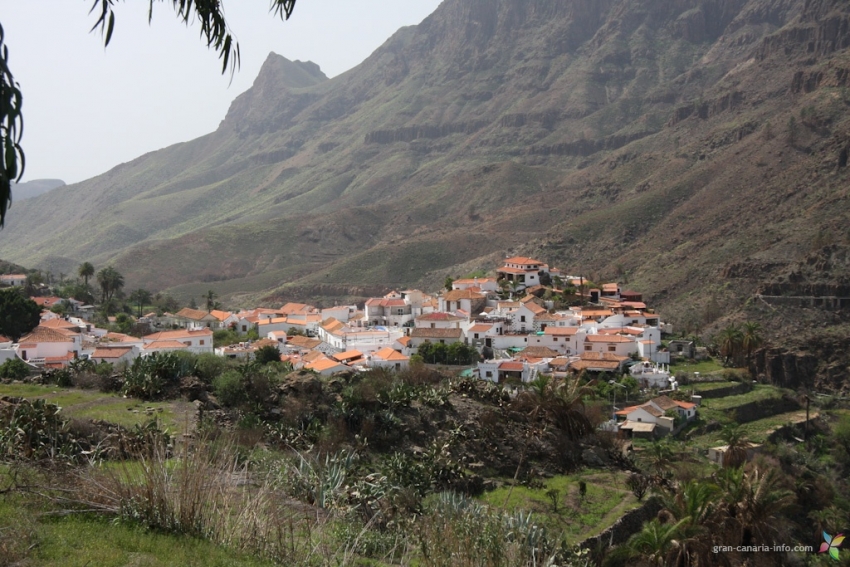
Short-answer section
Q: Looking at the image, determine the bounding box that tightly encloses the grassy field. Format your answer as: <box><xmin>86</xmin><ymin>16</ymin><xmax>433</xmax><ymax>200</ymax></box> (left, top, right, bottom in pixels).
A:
<box><xmin>478</xmin><ymin>470</ymin><xmax>640</xmax><ymax>545</ymax></box>
<box><xmin>0</xmin><ymin>383</ymin><xmax>193</xmax><ymax>432</ymax></box>
<box><xmin>686</xmin><ymin>381</ymin><xmax>742</xmax><ymax>392</ymax></box>
<box><xmin>0</xmin><ymin>496</ymin><xmax>275</xmax><ymax>567</ymax></box>
<box><xmin>698</xmin><ymin>384</ymin><xmax>787</xmax><ymax>412</ymax></box>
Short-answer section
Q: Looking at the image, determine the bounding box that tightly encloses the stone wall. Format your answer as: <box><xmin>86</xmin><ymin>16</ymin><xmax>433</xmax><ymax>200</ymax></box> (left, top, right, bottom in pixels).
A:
<box><xmin>579</xmin><ymin>496</ymin><xmax>662</xmax><ymax>550</ymax></box>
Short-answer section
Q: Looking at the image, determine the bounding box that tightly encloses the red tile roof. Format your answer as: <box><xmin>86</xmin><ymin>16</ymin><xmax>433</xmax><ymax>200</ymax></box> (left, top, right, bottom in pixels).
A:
<box><xmin>503</xmin><ymin>256</ymin><xmax>543</xmax><ymax>266</ymax></box>
<box><xmin>19</xmin><ymin>327</ymin><xmax>76</xmax><ymax>344</ymax></box>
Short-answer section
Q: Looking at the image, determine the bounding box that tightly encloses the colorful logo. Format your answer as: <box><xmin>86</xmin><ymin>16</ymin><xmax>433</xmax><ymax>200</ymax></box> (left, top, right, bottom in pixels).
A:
<box><xmin>820</xmin><ymin>532</ymin><xmax>845</xmax><ymax>561</ymax></box>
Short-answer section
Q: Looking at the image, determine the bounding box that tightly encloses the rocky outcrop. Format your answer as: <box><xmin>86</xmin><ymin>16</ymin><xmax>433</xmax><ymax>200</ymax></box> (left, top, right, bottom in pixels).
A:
<box><xmin>365</xmin><ymin>121</ymin><xmax>490</xmax><ymax>144</ymax></box>
<box><xmin>752</xmin><ymin>348</ymin><xmax>818</xmax><ymax>389</ymax></box>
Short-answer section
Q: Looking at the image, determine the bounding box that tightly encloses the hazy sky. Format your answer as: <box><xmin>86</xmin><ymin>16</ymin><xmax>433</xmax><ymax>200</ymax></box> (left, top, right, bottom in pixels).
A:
<box><xmin>0</xmin><ymin>1</ymin><xmax>443</xmax><ymax>184</ymax></box>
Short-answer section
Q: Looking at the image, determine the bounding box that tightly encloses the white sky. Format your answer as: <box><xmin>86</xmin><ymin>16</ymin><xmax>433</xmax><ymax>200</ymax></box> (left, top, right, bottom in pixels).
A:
<box><xmin>0</xmin><ymin>0</ymin><xmax>443</xmax><ymax>184</ymax></box>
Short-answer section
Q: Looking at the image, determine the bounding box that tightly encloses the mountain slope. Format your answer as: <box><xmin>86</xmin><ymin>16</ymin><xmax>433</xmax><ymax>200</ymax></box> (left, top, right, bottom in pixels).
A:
<box><xmin>1</xmin><ymin>0</ymin><xmax>849</xmax><ymax>351</ymax></box>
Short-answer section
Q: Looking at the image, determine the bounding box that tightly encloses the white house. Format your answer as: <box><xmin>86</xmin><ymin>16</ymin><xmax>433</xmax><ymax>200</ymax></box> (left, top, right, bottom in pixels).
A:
<box><xmin>582</xmin><ymin>334</ymin><xmax>636</xmax><ymax>357</ymax></box>
<box><xmin>369</xmin><ymin>347</ymin><xmax>410</xmax><ymax>371</ymax></box>
<box><xmin>452</xmin><ymin>277</ymin><xmax>499</xmax><ymax>293</ymax></box>
<box><xmin>495</xmin><ymin>256</ymin><xmax>550</xmax><ymax>292</ymax></box>
<box><xmin>414</xmin><ymin>312</ymin><xmax>465</xmax><ymax>329</ymax></box>
<box><xmin>16</xmin><ymin>326</ymin><xmax>80</xmax><ymax>366</ymax></box>
<box><xmin>90</xmin><ymin>346</ymin><xmax>138</xmax><ymax>365</ymax></box>
<box><xmin>410</xmin><ymin>328</ymin><xmax>464</xmax><ymax>349</ymax></box>
<box><xmin>174</xmin><ymin>307</ymin><xmax>222</xmax><ymax>329</ymax></box>
<box><xmin>438</xmin><ymin>289</ymin><xmax>486</xmax><ymax>315</ymax></box>
<box><xmin>0</xmin><ymin>274</ymin><xmax>27</xmax><ymax>287</ymax></box>
<box><xmin>142</xmin><ymin>329</ymin><xmax>213</xmax><ymax>354</ymax></box>
<box><xmin>365</xmin><ymin>295</ymin><xmax>413</xmax><ymax>327</ymax></box>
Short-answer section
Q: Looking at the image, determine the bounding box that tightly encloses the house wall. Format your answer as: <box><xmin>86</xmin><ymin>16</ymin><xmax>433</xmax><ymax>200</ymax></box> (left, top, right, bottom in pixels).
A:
<box><xmin>583</xmin><ymin>338</ymin><xmax>635</xmax><ymax>357</ymax></box>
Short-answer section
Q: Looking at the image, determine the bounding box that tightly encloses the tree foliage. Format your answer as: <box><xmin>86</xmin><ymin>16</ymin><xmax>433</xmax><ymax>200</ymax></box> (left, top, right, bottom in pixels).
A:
<box><xmin>96</xmin><ymin>266</ymin><xmax>124</xmax><ymax>303</ymax></box>
<box><xmin>0</xmin><ymin>288</ymin><xmax>40</xmax><ymax>341</ymax></box>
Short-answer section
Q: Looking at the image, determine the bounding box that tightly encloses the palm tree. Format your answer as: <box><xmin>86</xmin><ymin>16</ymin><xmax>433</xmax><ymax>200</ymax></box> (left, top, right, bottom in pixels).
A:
<box><xmin>96</xmin><ymin>266</ymin><xmax>124</xmax><ymax>303</ymax></box>
<box><xmin>643</xmin><ymin>441</ymin><xmax>675</xmax><ymax>478</ymax></box>
<box><xmin>741</xmin><ymin>322</ymin><xmax>763</xmax><ymax>366</ymax></box>
<box><xmin>716</xmin><ymin>324</ymin><xmax>743</xmax><ymax>366</ymax></box>
<box><xmin>736</xmin><ymin>467</ymin><xmax>794</xmax><ymax>547</ymax></box>
<box><xmin>549</xmin><ymin>376</ymin><xmax>594</xmax><ymax>439</ymax></box>
<box><xmin>719</xmin><ymin>424</ymin><xmax>750</xmax><ymax>469</ymax></box>
<box><xmin>78</xmin><ymin>262</ymin><xmax>94</xmax><ymax>288</ymax></box>
<box><xmin>627</xmin><ymin>517</ymin><xmax>690</xmax><ymax>567</ymax></box>
<box><xmin>129</xmin><ymin>288</ymin><xmax>152</xmax><ymax>318</ymax></box>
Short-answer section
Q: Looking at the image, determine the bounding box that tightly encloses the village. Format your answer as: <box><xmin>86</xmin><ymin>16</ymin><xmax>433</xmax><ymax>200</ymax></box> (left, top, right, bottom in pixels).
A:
<box><xmin>1</xmin><ymin>256</ymin><xmax>715</xmax><ymax>441</ymax></box>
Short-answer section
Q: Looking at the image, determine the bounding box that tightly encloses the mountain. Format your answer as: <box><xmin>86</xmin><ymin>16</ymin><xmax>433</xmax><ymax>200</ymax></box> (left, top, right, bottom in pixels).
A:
<box><xmin>1</xmin><ymin>0</ymin><xmax>849</xmax><ymax>380</ymax></box>
<box><xmin>11</xmin><ymin>179</ymin><xmax>65</xmax><ymax>201</ymax></box>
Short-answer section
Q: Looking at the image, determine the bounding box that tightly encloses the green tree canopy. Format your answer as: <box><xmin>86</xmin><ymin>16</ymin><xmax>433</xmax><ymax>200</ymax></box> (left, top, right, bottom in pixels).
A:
<box><xmin>0</xmin><ymin>288</ymin><xmax>40</xmax><ymax>341</ymax></box>
<box><xmin>96</xmin><ymin>266</ymin><xmax>124</xmax><ymax>303</ymax></box>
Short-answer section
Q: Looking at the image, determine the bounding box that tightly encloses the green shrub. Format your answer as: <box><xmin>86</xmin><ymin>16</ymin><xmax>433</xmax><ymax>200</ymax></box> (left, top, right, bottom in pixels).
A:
<box><xmin>195</xmin><ymin>352</ymin><xmax>226</xmax><ymax>384</ymax></box>
<box><xmin>213</xmin><ymin>370</ymin><xmax>246</xmax><ymax>407</ymax></box>
<box><xmin>0</xmin><ymin>357</ymin><xmax>31</xmax><ymax>380</ymax></box>
<box><xmin>254</xmin><ymin>344</ymin><xmax>281</xmax><ymax>365</ymax></box>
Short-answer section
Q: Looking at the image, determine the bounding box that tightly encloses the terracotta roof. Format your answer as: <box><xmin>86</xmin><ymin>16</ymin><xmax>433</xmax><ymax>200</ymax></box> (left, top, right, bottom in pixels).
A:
<box><xmin>499</xmin><ymin>361</ymin><xmax>525</xmax><ymax>372</ymax></box>
<box><xmin>468</xmin><ymin>324</ymin><xmax>493</xmax><ymax>333</ymax></box>
<box><xmin>280</xmin><ymin>303</ymin><xmax>314</xmax><ymax>315</ymax></box>
<box><xmin>31</xmin><ymin>296</ymin><xmax>63</xmax><ymax>307</ymax></box>
<box><xmin>19</xmin><ymin>327</ymin><xmax>75</xmax><ymax>344</ymax></box>
<box><xmin>144</xmin><ymin>340</ymin><xmax>189</xmax><ymax>350</ymax></box>
<box><xmin>333</xmin><ymin>350</ymin><xmax>364</xmax><ymax>362</ymax></box>
<box><xmin>569</xmin><ymin>359</ymin><xmax>621</xmax><ymax>371</ymax></box>
<box><xmin>497</xmin><ymin>301</ymin><xmax>520</xmax><ymax>309</ymax></box>
<box><xmin>517</xmin><ymin>347</ymin><xmax>559</xmax><ymax>358</ymax></box>
<box><xmin>651</xmin><ymin>396</ymin><xmax>679</xmax><ymax>411</ymax></box>
<box><xmin>416</xmin><ymin>312</ymin><xmax>464</xmax><ymax>322</ymax></box>
<box><xmin>321</xmin><ymin>318</ymin><xmax>345</xmax><ymax>334</ymax></box>
<box><xmin>503</xmin><ymin>256</ymin><xmax>543</xmax><ymax>266</ymax></box>
<box><xmin>40</xmin><ymin>318</ymin><xmax>81</xmax><ymax>330</ymax></box>
<box><xmin>580</xmin><ymin>352</ymin><xmax>629</xmax><ymax>362</ymax></box>
<box><xmin>619</xmin><ymin>421</ymin><xmax>656</xmax><ymax>432</ymax></box>
<box><xmin>443</xmin><ymin>289</ymin><xmax>484</xmax><ymax>301</ymax></box>
<box><xmin>602</xmin><ymin>283</ymin><xmax>619</xmax><ymax>291</ymax></box>
<box><xmin>91</xmin><ymin>347</ymin><xmax>134</xmax><ymax>359</ymax></box>
<box><xmin>585</xmin><ymin>334</ymin><xmax>634</xmax><ymax>343</ymax></box>
<box><xmin>496</xmin><ymin>266</ymin><xmax>530</xmax><ymax>275</ymax></box>
<box><xmin>636</xmin><ymin>404</ymin><xmax>664</xmax><ymax>417</ymax></box>
<box><xmin>453</xmin><ymin>277</ymin><xmax>496</xmax><ymax>285</ymax></box>
<box><xmin>306</xmin><ymin>357</ymin><xmax>346</xmax><ymax>373</ymax></box>
<box><xmin>372</xmin><ymin>347</ymin><xmax>409</xmax><ymax>362</ymax></box>
<box><xmin>396</xmin><ymin>336</ymin><xmax>411</xmax><ymax>346</ymax></box>
<box><xmin>287</xmin><ymin>336</ymin><xmax>323</xmax><ymax>349</ymax></box>
<box><xmin>523</xmin><ymin>303</ymin><xmax>547</xmax><ymax>315</ymax></box>
<box><xmin>675</xmin><ymin>400</ymin><xmax>697</xmax><ymax>410</ymax></box>
<box><xmin>210</xmin><ymin>309</ymin><xmax>233</xmax><ymax>321</ymax></box>
<box><xmin>301</xmin><ymin>350</ymin><xmax>325</xmax><ymax>363</ymax></box>
<box><xmin>0</xmin><ymin>335</ymin><xmax>10</xmax><ymax>342</ymax></box>
<box><xmin>104</xmin><ymin>332</ymin><xmax>140</xmax><ymax>343</ymax></box>
<box><xmin>176</xmin><ymin>307</ymin><xmax>215</xmax><ymax>320</ymax></box>
<box><xmin>544</xmin><ymin>327</ymin><xmax>578</xmax><ymax>336</ymax></box>
<box><xmin>143</xmin><ymin>329</ymin><xmax>212</xmax><ymax>341</ymax></box>
<box><xmin>622</xmin><ymin>302</ymin><xmax>647</xmax><ymax>309</ymax></box>
<box><xmin>411</xmin><ymin>328</ymin><xmax>463</xmax><ymax>339</ymax></box>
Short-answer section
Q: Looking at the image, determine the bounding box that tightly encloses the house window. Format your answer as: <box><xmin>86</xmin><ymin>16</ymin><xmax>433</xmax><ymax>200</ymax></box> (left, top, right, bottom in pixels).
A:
<box><xmin>553</xmin><ymin>338</ymin><xmax>558</xmax><ymax>342</ymax></box>
<box><xmin>485</xmin><ymin>371</ymin><xmax>492</xmax><ymax>378</ymax></box>
<box><xmin>242</xmin><ymin>325</ymin><xmax>247</xmax><ymax>332</ymax></box>
<box><xmin>431</xmin><ymin>323</ymin><xmax>435</xmax><ymax>329</ymax></box>
<box><xmin>183</xmin><ymin>341</ymin><xmax>191</xmax><ymax>346</ymax></box>
<box><xmin>200</xmin><ymin>340</ymin><xmax>205</xmax><ymax>345</ymax></box>
<box><xmin>439</xmin><ymin>340</ymin><xmax>445</xmax><ymax>344</ymax></box>
<box><xmin>608</xmin><ymin>346</ymin><xmax>616</xmax><ymax>352</ymax></box>
<box><xmin>397</xmin><ymin>309</ymin><xmax>404</xmax><ymax>315</ymax></box>
<box><xmin>474</xmin><ymin>334</ymin><xmax>479</xmax><ymax>339</ymax></box>
<box><xmin>637</xmin><ymin>418</ymin><xmax>642</xmax><ymax>422</ymax></box>
<box><xmin>585</xmin><ymin>345</ymin><xmax>592</xmax><ymax>351</ymax></box>
<box><xmin>520</xmin><ymin>316</ymin><xmax>526</xmax><ymax>322</ymax></box>
<box><xmin>21</xmin><ymin>350</ymin><xmax>27</xmax><ymax>360</ymax></box>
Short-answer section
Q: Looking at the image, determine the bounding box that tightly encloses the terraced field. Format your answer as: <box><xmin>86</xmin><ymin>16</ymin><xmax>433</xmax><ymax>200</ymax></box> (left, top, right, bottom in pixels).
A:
<box><xmin>0</xmin><ymin>383</ymin><xmax>195</xmax><ymax>432</ymax></box>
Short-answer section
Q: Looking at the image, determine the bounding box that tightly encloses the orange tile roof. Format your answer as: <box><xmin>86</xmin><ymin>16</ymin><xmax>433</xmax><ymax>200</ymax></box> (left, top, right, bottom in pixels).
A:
<box><xmin>569</xmin><ymin>359</ymin><xmax>621</xmax><ymax>371</ymax></box>
<box><xmin>40</xmin><ymin>318</ymin><xmax>80</xmax><ymax>330</ymax></box>
<box><xmin>443</xmin><ymin>289</ymin><xmax>484</xmax><ymax>301</ymax></box>
<box><xmin>210</xmin><ymin>309</ymin><xmax>233</xmax><ymax>321</ymax></box>
<box><xmin>544</xmin><ymin>327</ymin><xmax>578</xmax><ymax>336</ymax></box>
<box><xmin>333</xmin><ymin>350</ymin><xmax>364</xmax><ymax>362</ymax></box>
<box><xmin>143</xmin><ymin>329</ymin><xmax>212</xmax><ymax>341</ymax></box>
<box><xmin>306</xmin><ymin>357</ymin><xmax>345</xmax><ymax>373</ymax></box>
<box><xmin>602</xmin><ymin>283</ymin><xmax>619</xmax><ymax>291</ymax></box>
<box><xmin>280</xmin><ymin>303</ymin><xmax>314</xmax><ymax>315</ymax></box>
<box><xmin>287</xmin><ymin>336</ymin><xmax>322</xmax><ymax>349</ymax></box>
<box><xmin>517</xmin><ymin>347</ymin><xmax>559</xmax><ymax>358</ymax></box>
<box><xmin>499</xmin><ymin>361</ymin><xmax>525</xmax><ymax>372</ymax></box>
<box><xmin>396</xmin><ymin>336</ymin><xmax>411</xmax><ymax>346</ymax></box>
<box><xmin>585</xmin><ymin>334</ymin><xmax>634</xmax><ymax>343</ymax></box>
<box><xmin>496</xmin><ymin>266</ymin><xmax>529</xmax><ymax>275</ymax></box>
<box><xmin>91</xmin><ymin>347</ymin><xmax>134</xmax><ymax>358</ymax></box>
<box><xmin>144</xmin><ymin>340</ymin><xmax>190</xmax><ymax>350</ymax></box>
<box><xmin>579</xmin><ymin>352</ymin><xmax>629</xmax><ymax>362</ymax></box>
<box><xmin>453</xmin><ymin>277</ymin><xmax>496</xmax><ymax>285</ymax></box>
<box><xmin>0</xmin><ymin>335</ymin><xmax>10</xmax><ymax>342</ymax></box>
<box><xmin>31</xmin><ymin>296</ymin><xmax>63</xmax><ymax>307</ymax></box>
<box><xmin>523</xmin><ymin>303</ymin><xmax>547</xmax><ymax>315</ymax></box>
<box><xmin>468</xmin><ymin>324</ymin><xmax>493</xmax><ymax>333</ymax></box>
<box><xmin>19</xmin><ymin>327</ymin><xmax>76</xmax><ymax>344</ymax></box>
<box><xmin>372</xmin><ymin>347</ymin><xmax>409</xmax><ymax>362</ymax></box>
<box><xmin>417</xmin><ymin>312</ymin><xmax>464</xmax><ymax>321</ymax></box>
<box><xmin>411</xmin><ymin>328</ymin><xmax>463</xmax><ymax>339</ymax></box>
<box><xmin>104</xmin><ymin>332</ymin><xmax>140</xmax><ymax>343</ymax></box>
<box><xmin>321</xmin><ymin>318</ymin><xmax>345</xmax><ymax>333</ymax></box>
<box><xmin>176</xmin><ymin>307</ymin><xmax>215</xmax><ymax>320</ymax></box>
